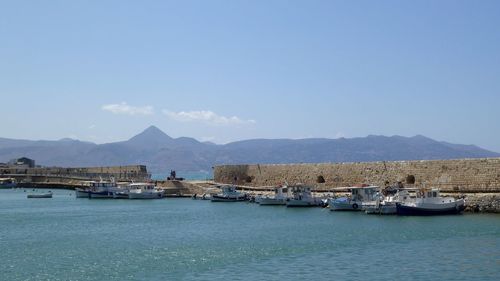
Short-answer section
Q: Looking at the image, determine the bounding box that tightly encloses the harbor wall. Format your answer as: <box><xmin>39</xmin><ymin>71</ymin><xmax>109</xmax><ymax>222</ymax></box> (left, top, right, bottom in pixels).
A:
<box><xmin>214</xmin><ymin>158</ymin><xmax>500</xmax><ymax>193</ymax></box>
<box><xmin>1</xmin><ymin>165</ymin><xmax>150</xmax><ymax>182</ymax></box>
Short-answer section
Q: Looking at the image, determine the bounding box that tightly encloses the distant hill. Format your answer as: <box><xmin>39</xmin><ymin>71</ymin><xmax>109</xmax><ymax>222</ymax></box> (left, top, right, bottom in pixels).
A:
<box><xmin>0</xmin><ymin>126</ymin><xmax>498</xmax><ymax>174</ymax></box>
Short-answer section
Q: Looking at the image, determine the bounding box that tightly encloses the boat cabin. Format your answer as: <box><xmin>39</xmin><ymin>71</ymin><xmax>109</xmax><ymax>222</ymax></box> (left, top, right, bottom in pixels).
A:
<box><xmin>418</xmin><ymin>188</ymin><xmax>440</xmax><ymax>198</ymax></box>
<box><xmin>221</xmin><ymin>185</ymin><xmax>238</xmax><ymax>194</ymax></box>
<box><xmin>348</xmin><ymin>186</ymin><xmax>379</xmax><ymax>202</ymax></box>
<box><xmin>129</xmin><ymin>183</ymin><xmax>156</xmax><ymax>190</ymax></box>
<box><xmin>82</xmin><ymin>181</ymin><xmax>117</xmax><ymax>189</ymax></box>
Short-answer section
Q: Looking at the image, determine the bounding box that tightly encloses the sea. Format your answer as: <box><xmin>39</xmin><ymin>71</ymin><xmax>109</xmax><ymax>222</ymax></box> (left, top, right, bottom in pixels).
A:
<box><xmin>1</xmin><ymin>188</ymin><xmax>499</xmax><ymax>281</ymax></box>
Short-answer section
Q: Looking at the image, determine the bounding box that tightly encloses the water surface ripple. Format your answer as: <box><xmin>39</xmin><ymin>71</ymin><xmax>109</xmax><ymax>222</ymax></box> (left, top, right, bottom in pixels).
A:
<box><xmin>1</xmin><ymin>189</ymin><xmax>499</xmax><ymax>280</ymax></box>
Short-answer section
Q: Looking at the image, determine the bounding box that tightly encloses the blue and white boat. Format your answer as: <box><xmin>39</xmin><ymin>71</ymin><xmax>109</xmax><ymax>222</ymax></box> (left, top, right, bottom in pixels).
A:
<box><xmin>396</xmin><ymin>188</ymin><xmax>465</xmax><ymax>216</ymax></box>
<box><xmin>329</xmin><ymin>185</ymin><xmax>379</xmax><ymax>211</ymax></box>
<box><xmin>0</xmin><ymin>177</ymin><xmax>16</xmax><ymax>189</ymax></box>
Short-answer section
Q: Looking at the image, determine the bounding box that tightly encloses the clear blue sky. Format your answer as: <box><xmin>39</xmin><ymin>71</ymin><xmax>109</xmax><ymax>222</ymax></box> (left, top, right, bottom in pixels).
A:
<box><xmin>1</xmin><ymin>0</ymin><xmax>499</xmax><ymax>151</ymax></box>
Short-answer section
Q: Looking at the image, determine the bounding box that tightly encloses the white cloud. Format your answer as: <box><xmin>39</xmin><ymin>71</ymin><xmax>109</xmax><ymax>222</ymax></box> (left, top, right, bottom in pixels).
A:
<box><xmin>163</xmin><ymin>110</ymin><xmax>256</xmax><ymax>126</ymax></box>
<box><xmin>88</xmin><ymin>124</ymin><xmax>96</xmax><ymax>129</ymax></box>
<box><xmin>102</xmin><ymin>102</ymin><xmax>154</xmax><ymax>115</ymax></box>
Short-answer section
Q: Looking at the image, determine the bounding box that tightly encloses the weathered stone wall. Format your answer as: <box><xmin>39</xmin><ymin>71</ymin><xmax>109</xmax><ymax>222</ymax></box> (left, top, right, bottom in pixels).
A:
<box><xmin>1</xmin><ymin>165</ymin><xmax>150</xmax><ymax>181</ymax></box>
<box><xmin>214</xmin><ymin>158</ymin><xmax>500</xmax><ymax>193</ymax></box>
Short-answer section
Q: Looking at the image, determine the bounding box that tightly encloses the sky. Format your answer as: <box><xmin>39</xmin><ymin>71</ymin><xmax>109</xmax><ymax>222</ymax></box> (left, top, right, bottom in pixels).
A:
<box><xmin>1</xmin><ymin>0</ymin><xmax>499</xmax><ymax>151</ymax></box>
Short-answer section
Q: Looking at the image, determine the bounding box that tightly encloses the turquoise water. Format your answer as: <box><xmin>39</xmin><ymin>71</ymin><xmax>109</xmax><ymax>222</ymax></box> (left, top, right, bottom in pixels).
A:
<box><xmin>1</xmin><ymin>189</ymin><xmax>499</xmax><ymax>281</ymax></box>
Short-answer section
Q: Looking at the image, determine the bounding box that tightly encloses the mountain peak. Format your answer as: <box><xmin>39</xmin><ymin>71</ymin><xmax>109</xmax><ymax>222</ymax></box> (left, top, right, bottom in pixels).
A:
<box><xmin>142</xmin><ymin>125</ymin><xmax>167</xmax><ymax>135</ymax></box>
<box><xmin>127</xmin><ymin>126</ymin><xmax>173</xmax><ymax>147</ymax></box>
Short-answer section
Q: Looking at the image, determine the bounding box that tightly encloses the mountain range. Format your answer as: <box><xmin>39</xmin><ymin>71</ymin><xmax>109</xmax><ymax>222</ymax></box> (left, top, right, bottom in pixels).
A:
<box><xmin>1</xmin><ymin>126</ymin><xmax>498</xmax><ymax>174</ymax></box>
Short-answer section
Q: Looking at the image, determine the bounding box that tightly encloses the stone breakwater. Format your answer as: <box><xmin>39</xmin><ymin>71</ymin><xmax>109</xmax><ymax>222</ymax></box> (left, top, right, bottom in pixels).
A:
<box><xmin>214</xmin><ymin>158</ymin><xmax>500</xmax><ymax>193</ymax></box>
<box><xmin>463</xmin><ymin>194</ymin><xmax>500</xmax><ymax>213</ymax></box>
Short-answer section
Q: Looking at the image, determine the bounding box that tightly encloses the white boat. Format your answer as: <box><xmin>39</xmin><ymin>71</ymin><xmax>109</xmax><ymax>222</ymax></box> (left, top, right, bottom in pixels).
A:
<box><xmin>396</xmin><ymin>188</ymin><xmax>465</xmax><ymax>216</ymax></box>
<box><xmin>259</xmin><ymin>186</ymin><xmax>287</xmax><ymax>206</ymax></box>
<box><xmin>364</xmin><ymin>189</ymin><xmax>411</xmax><ymax>215</ymax></box>
<box><xmin>286</xmin><ymin>185</ymin><xmax>321</xmax><ymax>207</ymax></box>
<box><xmin>128</xmin><ymin>183</ymin><xmax>164</xmax><ymax>199</ymax></box>
<box><xmin>329</xmin><ymin>185</ymin><xmax>379</xmax><ymax>211</ymax></box>
<box><xmin>211</xmin><ymin>185</ymin><xmax>248</xmax><ymax>202</ymax></box>
<box><xmin>27</xmin><ymin>191</ymin><xmax>52</xmax><ymax>198</ymax></box>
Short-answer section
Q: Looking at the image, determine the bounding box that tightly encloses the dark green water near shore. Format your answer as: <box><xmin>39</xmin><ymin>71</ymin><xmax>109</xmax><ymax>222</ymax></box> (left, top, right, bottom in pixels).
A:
<box><xmin>1</xmin><ymin>189</ymin><xmax>499</xmax><ymax>281</ymax></box>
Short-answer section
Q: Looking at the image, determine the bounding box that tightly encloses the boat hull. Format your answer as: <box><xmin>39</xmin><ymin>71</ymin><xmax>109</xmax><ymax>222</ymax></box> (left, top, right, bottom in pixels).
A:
<box><xmin>27</xmin><ymin>193</ymin><xmax>52</xmax><ymax>198</ymax></box>
<box><xmin>89</xmin><ymin>191</ymin><xmax>114</xmax><ymax>199</ymax></box>
<box><xmin>364</xmin><ymin>204</ymin><xmax>397</xmax><ymax>215</ymax></box>
<box><xmin>329</xmin><ymin>198</ymin><xmax>362</xmax><ymax>211</ymax></box>
<box><xmin>210</xmin><ymin>195</ymin><xmax>247</xmax><ymax>202</ymax></box>
<box><xmin>75</xmin><ymin>189</ymin><xmax>90</xmax><ymax>198</ymax></box>
<box><xmin>259</xmin><ymin>198</ymin><xmax>286</xmax><ymax>205</ymax></box>
<box><xmin>128</xmin><ymin>192</ymin><xmax>164</xmax><ymax>199</ymax></box>
<box><xmin>0</xmin><ymin>183</ymin><xmax>16</xmax><ymax>189</ymax></box>
<box><xmin>396</xmin><ymin>202</ymin><xmax>465</xmax><ymax>216</ymax></box>
<box><xmin>112</xmin><ymin>192</ymin><xmax>129</xmax><ymax>199</ymax></box>
<box><xmin>286</xmin><ymin>199</ymin><xmax>317</xmax><ymax>207</ymax></box>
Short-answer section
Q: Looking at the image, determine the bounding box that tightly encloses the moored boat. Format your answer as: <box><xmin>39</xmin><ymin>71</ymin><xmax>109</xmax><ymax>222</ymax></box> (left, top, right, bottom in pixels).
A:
<box><xmin>75</xmin><ymin>187</ymin><xmax>90</xmax><ymax>198</ymax></box>
<box><xmin>0</xmin><ymin>177</ymin><xmax>17</xmax><ymax>189</ymax></box>
<box><xmin>396</xmin><ymin>188</ymin><xmax>465</xmax><ymax>216</ymax></box>
<box><xmin>75</xmin><ymin>180</ymin><xmax>121</xmax><ymax>199</ymax></box>
<box><xmin>27</xmin><ymin>191</ymin><xmax>53</xmax><ymax>198</ymax></box>
<box><xmin>286</xmin><ymin>184</ymin><xmax>321</xmax><ymax>207</ymax></box>
<box><xmin>128</xmin><ymin>183</ymin><xmax>164</xmax><ymax>199</ymax></box>
<box><xmin>364</xmin><ymin>189</ymin><xmax>411</xmax><ymax>215</ymax></box>
<box><xmin>329</xmin><ymin>185</ymin><xmax>379</xmax><ymax>211</ymax></box>
<box><xmin>259</xmin><ymin>185</ymin><xmax>287</xmax><ymax>206</ymax></box>
<box><xmin>211</xmin><ymin>185</ymin><xmax>248</xmax><ymax>202</ymax></box>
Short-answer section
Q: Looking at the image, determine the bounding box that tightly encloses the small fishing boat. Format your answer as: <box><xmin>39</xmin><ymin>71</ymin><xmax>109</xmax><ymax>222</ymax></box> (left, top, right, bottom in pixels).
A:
<box><xmin>211</xmin><ymin>185</ymin><xmax>248</xmax><ymax>202</ymax></box>
<box><xmin>364</xmin><ymin>189</ymin><xmax>411</xmax><ymax>215</ymax></box>
<box><xmin>0</xmin><ymin>177</ymin><xmax>17</xmax><ymax>189</ymax></box>
<box><xmin>329</xmin><ymin>185</ymin><xmax>379</xmax><ymax>211</ymax></box>
<box><xmin>286</xmin><ymin>184</ymin><xmax>321</xmax><ymax>207</ymax></box>
<box><xmin>128</xmin><ymin>183</ymin><xmax>164</xmax><ymax>199</ymax></box>
<box><xmin>259</xmin><ymin>185</ymin><xmax>287</xmax><ymax>206</ymax></box>
<box><xmin>27</xmin><ymin>191</ymin><xmax>53</xmax><ymax>198</ymax></box>
<box><xmin>396</xmin><ymin>188</ymin><xmax>465</xmax><ymax>216</ymax></box>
